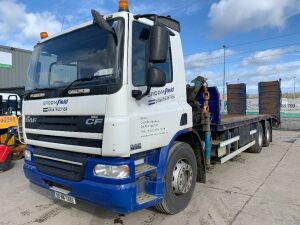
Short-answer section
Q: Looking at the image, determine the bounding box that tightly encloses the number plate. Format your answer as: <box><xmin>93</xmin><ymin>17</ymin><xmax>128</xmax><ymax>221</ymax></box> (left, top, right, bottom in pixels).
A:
<box><xmin>54</xmin><ymin>191</ymin><xmax>76</xmax><ymax>204</ymax></box>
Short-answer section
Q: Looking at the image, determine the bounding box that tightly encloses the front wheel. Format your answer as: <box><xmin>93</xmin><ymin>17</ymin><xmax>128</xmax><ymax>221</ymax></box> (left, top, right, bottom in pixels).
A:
<box><xmin>154</xmin><ymin>142</ymin><xmax>197</xmax><ymax>214</ymax></box>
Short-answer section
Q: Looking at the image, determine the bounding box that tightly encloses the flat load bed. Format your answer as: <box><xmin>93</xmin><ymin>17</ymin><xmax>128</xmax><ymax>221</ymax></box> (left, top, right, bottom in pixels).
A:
<box><xmin>190</xmin><ymin>79</ymin><xmax>281</xmax><ymax>133</ymax></box>
<box><xmin>188</xmin><ymin>78</ymin><xmax>281</xmax><ymax>164</ymax></box>
<box><xmin>211</xmin><ymin>114</ymin><xmax>274</xmax><ymax>131</ymax></box>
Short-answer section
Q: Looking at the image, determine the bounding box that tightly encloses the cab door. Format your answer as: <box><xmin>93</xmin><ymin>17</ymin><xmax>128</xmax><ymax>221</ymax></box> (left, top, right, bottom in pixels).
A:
<box><xmin>127</xmin><ymin>19</ymin><xmax>186</xmax><ymax>154</ymax></box>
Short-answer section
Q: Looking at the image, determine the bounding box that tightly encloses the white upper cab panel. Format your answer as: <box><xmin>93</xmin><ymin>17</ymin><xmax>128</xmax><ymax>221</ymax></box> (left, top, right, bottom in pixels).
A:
<box><xmin>38</xmin><ymin>12</ymin><xmax>129</xmax><ymax>45</ymax></box>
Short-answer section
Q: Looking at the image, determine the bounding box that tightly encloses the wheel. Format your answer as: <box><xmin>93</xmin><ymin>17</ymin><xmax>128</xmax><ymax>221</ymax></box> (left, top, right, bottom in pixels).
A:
<box><xmin>263</xmin><ymin>121</ymin><xmax>271</xmax><ymax>147</ymax></box>
<box><xmin>154</xmin><ymin>142</ymin><xmax>197</xmax><ymax>214</ymax></box>
<box><xmin>249</xmin><ymin>123</ymin><xmax>263</xmax><ymax>153</ymax></box>
<box><xmin>0</xmin><ymin>153</ymin><xmax>12</xmax><ymax>171</ymax></box>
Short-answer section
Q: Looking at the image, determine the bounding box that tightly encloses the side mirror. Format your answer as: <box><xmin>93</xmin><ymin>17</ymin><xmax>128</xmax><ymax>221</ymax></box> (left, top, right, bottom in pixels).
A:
<box><xmin>149</xmin><ymin>24</ymin><xmax>169</xmax><ymax>63</ymax></box>
<box><xmin>146</xmin><ymin>67</ymin><xmax>166</xmax><ymax>87</ymax></box>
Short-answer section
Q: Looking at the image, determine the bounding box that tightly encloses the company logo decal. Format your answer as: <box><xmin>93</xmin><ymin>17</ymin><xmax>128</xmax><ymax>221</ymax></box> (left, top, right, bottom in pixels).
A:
<box><xmin>147</xmin><ymin>87</ymin><xmax>175</xmax><ymax>105</ymax></box>
<box><xmin>42</xmin><ymin>99</ymin><xmax>69</xmax><ymax>112</ymax></box>
<box><xmin>130</xmin><ymin>143</ymin><xmax>142</xmax><ymax>151</ymax></box>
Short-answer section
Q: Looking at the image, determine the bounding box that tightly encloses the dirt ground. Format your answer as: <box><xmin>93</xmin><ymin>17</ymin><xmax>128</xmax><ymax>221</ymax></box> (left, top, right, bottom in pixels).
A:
<box><xmin>0</xmin><ymin>130</ymin><xmax>299</xmax><ymax>225</ymax></box>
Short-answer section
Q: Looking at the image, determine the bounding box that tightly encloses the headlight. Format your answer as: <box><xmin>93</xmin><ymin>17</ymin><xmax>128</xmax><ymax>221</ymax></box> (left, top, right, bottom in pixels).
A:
<box><xmin>24</xmin><ymin>150</ymin><xmax>31</xmax><ymax>161</ymax></box>
<box><xmin>93</xmin><ymin>164</ymin><xmax>129</xmax><ymax>179</ymax></box>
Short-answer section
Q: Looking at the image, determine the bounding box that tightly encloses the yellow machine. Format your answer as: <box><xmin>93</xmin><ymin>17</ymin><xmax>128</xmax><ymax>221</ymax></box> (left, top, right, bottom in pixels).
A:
<box><xmin>0</xmin><ymin>94</ymin><xmax>25</xmax><ymax>160</ymax></box>
<box><xmin>0</xmin><ymin>115</ymin><xmax>18</xmax><ymax>145</ymax></box>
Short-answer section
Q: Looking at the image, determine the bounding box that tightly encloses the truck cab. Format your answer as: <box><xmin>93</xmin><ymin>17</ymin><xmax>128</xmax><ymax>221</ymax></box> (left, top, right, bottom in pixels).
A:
<box><xmin>22</xmin><ymin>1</ymin><xmax>278</xmax><ymax>215</ymax></box>
<box><xmin>23</xmin><ymin>3</ymin><xmax>200</xmax><ymax>214</ymax></box>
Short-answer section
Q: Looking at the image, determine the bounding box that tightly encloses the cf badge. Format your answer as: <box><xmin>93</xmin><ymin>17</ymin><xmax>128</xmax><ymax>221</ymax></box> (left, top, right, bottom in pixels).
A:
<box><xmin>85</xmin><ymin>117</ymin><xmax>103</xmax><ymax>125</ymax></box>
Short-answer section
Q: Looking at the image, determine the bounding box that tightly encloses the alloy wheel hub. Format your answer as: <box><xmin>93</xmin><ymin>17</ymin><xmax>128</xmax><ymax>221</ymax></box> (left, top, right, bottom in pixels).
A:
<box><xmin>172</xmin><ymin>159</ymin><xmax>193</xmax><ymax>194</ymax></box>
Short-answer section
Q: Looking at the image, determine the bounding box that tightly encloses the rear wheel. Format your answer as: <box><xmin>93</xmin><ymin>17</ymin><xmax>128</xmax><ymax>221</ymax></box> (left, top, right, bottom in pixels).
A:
<box><xmin>263</xmin><ymin>121</ymin><xmax>271</xmax><ymax>147</ymax></box>
<box><xmin>154</xmin><ymin>142</ymin><xmax>197</xmax><ymax>214</ymax></box>
<box><xmin>249</xmin><ymin>123</ymin><xmax>263</xmax><ymax>153</ymax></box>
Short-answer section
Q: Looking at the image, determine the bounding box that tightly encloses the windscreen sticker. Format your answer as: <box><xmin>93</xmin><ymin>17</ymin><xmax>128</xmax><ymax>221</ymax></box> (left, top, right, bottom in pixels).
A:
<box><xmin>94</xmin><ymin>68</ymin><xmax>113</xmax><ymax>76</ymax></box>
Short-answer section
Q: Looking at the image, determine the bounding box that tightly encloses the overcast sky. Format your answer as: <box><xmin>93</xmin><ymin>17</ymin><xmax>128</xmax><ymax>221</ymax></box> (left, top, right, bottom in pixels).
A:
<box><xmin>0</xmin><ymin>0</ymin><xmax>300</xmax><ymax>93</ymax></box>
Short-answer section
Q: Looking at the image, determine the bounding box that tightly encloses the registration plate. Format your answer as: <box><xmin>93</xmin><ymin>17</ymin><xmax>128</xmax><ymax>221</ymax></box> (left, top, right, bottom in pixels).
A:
<box><xmin>54</xmin><ymin>191</ymin><xmax>76</xmax><ymax>204</ymax></box>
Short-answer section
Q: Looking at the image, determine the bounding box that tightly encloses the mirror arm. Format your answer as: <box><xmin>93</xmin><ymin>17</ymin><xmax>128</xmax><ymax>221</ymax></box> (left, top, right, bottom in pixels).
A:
<box><xmin>111</xmin><ymin>27</ymin><xmax>118</xmax><ymax>45</ymax></box>
<box><xmin>92</xmin><ymin>19</ymin><xmax>118</xmax><ymax>44</ymax></box>
<box><xmin>91</xmin><ymin>9</ymin><xmax>118</xmax><ymax>44</ymax></box>
<box><xmin>132</xmin><ymin>87</ymin><xmax>151</xmax><ymax>100</ymax></box>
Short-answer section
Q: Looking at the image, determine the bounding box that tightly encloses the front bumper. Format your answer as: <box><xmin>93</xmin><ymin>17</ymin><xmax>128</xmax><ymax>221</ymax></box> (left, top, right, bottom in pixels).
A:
<box><xmin>24</xmin><ymin>162</ymin><xmax>137</xmax><ymax>213</ymax></box>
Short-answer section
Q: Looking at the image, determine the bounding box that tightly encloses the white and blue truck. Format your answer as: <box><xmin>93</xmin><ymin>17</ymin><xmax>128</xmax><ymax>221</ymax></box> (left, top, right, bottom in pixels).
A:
<box><xmin>22</xmin><ymin>1</ymin><xmax>281</xmax><ymax>214</ymax></box>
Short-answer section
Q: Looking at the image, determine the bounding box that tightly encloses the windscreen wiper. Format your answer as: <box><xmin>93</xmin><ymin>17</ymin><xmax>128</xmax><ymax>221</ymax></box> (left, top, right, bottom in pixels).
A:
<box><xmin>63</xmin><ymin>76</ymin><xmax>113</xmax><ymax>96</ymax></box>
<box><xmin>62</xmin><ymin>77</ymin><xmax>94</xmax><ymax>96</ymax></box>
<box><xmin>26</xmin><ymin>87</ymin><xmax>56</xmax><ymax>98</ymax></box>
<box><xmin>31</xmin><ymin>87</ymin><xmax>56</xmax><ymax>91</ymax></box>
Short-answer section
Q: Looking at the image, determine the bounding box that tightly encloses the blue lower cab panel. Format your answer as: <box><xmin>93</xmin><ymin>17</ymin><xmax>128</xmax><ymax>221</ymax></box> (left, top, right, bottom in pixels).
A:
<box><xmin>23</xmin><ymin>163</ymin><xmax>162</xmax><ymax>214</ymax></box>
<box><xmin>23</xmin><ymin>136</ymin><xmax>191</xmax><ymax>214</ymax></box>
<box><xmin>23</xmin><ymin>151</ymin><xmax>163</xmax><ymax>214</ymax></box>
<box><xmin>24</xmin><ymin>163</ymin><xmax>134</xmax><ymax>213</ymax></box>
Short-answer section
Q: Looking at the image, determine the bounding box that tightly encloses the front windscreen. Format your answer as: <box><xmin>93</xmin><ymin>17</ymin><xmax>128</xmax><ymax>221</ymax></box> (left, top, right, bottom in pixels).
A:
<box><xmin>26</xmin><ymin>18</ymin><xmax>124</xmax><ymax>96</ymax></box>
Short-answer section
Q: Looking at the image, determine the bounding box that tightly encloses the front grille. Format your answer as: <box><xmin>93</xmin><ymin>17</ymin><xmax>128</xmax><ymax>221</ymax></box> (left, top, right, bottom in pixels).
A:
<box><xmin>27</xmin><ymin>133</ymin><xmax>102</xmax><ymax>148</ymax></box>
<box><xmin>25</xmin><ymin>115</ymin><xmax>104</xmax><ymax>152</ymax></box>
<box><xmin>25</xmin><ymin>115</ymin><xmax>104</xmax><ymax>133</ymax></box>
<box><xmin>34</xmin><ymin>147</ymin><xmax>87</xmax><ymax>181</ymax></box>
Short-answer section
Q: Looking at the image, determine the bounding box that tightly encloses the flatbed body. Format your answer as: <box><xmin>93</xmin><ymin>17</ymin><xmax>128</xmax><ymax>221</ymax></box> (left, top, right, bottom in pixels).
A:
<box><xmin>211</xmin><ymin>114</ymin><xmax>274</xmax><ymax>131</ymax></box>
<box><xmin>193</xmin><ymin>112</ymin><xmax>276</xmax><ymax>164</ymax></box>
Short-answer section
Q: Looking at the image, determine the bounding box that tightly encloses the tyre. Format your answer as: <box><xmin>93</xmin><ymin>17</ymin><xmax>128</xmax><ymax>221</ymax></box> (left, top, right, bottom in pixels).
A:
<box><xmin>0</xmin><ymin>153</ymin><xmax>12</xmax><ymax>171</ymax></box>
<box><xmin>263</xmin><ymin>121</ymin><xmax>271</xmax><ymax>147</ymax></box>
<box><xmin>249</xmin><ymin>123</ymin><xmax>263</xmax><ymax>153</ymax></box>
<box><xmin>154</xmin><ymin>142</ymin><xmax>197</xmax><ymax>214</ymax></box>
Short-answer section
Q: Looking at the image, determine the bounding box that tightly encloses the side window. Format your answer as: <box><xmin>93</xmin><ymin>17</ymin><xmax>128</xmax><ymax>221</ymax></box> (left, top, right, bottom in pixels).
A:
<box><xmin>132</xmin><ymin>22</ymin><xmax>172</xmax><ymax>86</ymax></box>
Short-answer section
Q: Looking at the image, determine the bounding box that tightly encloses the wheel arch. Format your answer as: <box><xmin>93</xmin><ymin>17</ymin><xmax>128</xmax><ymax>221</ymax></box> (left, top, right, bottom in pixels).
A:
<box><xmin>174</xmin><ymin>130</ymin><xmax>206</xmax><ymax>183</ymax></box>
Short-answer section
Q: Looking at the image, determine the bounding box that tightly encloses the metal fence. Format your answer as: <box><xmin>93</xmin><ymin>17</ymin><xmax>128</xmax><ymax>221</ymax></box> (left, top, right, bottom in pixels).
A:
<box><xmin>222</xmin><ymin>98</ymin><xmax>300</xmax><ymax>130</ymax></box>
<box><xmin>246</xmin><ymin>98</ymin><xmax>300</xmax><ymax>118</ymax></box>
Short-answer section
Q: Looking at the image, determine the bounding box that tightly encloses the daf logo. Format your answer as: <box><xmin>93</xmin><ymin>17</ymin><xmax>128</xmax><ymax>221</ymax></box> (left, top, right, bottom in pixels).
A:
<box><xmin>85</xmin><ymin>118</ymin><xmax>103</xmax><ymax>125</ymax></box>
<box><xmin>25</xmin><ymin>116</ymin><xmax>37</xmax><ymax>123</ymax></box>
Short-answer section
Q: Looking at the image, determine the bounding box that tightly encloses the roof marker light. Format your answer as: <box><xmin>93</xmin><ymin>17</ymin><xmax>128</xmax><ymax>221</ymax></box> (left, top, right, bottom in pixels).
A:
<box><xmin>40</xmin><ymin>32</ymin><xmax>48</xmax><ymax>39</ymax></box>
<box><xmin>119</xmin><ymin>0</ymin><xmax>129</xmax><ymax>12</ymax></box>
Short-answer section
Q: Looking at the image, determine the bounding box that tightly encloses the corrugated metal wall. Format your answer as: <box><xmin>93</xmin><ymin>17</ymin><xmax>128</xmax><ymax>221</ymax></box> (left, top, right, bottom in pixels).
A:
<box><xmin>0</xmin><ymin>45</ymin><xmax>32</xmax><ymax>90</ymax></box>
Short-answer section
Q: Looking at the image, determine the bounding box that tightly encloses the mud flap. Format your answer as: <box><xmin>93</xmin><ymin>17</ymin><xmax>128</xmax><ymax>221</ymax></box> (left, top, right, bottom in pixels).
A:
<box><xmin>0</xmin><ymin>145</ymin><xmax>12</xmax><ymax>171</ymax></box>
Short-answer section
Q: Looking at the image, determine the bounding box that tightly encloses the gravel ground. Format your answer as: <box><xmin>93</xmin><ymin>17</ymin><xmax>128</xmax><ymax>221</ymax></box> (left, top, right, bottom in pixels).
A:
<box><xmin>0</xmin><ymin>130</ymin><xmax>300</xmax><ymax>225</ymax></box>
